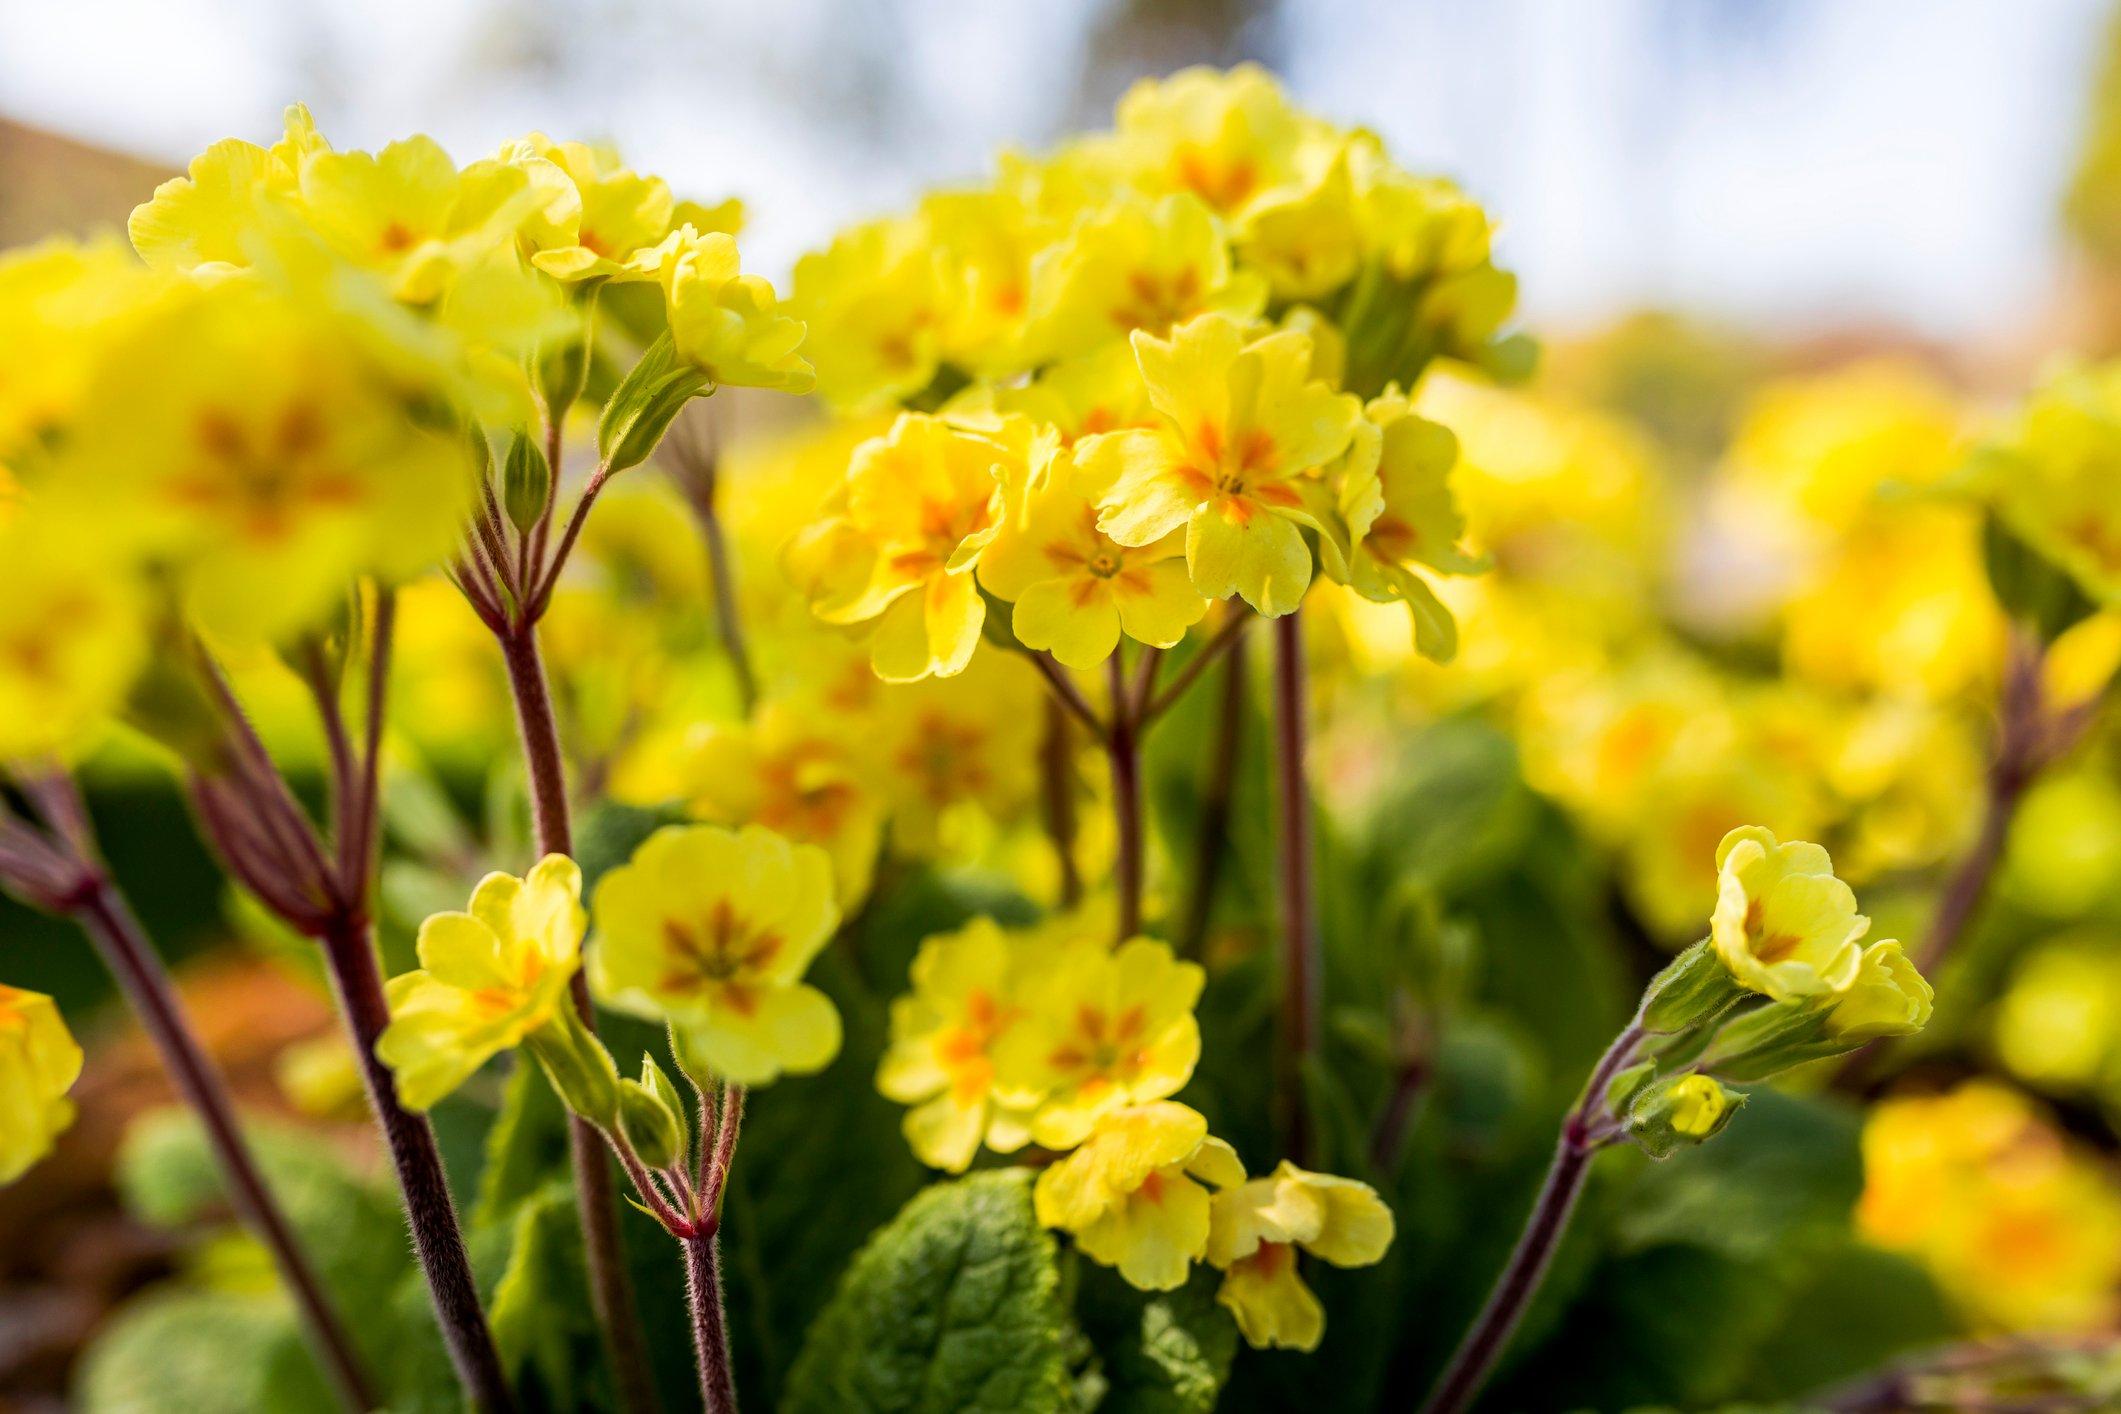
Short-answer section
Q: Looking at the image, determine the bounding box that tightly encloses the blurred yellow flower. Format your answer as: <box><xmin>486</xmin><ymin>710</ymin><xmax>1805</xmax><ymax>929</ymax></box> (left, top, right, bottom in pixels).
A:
<box><xmin>1024</xmin><ymin>192</ymin><xmax>1265</xmax><ymax>364</ymax></box>
<box><xmin>0</xmin><ymin>526</ymin><xmax>146</xmax><ymax>764</ymax></box>
<box><xmin>510</xmin><ymin>133</ymin><xmax>674</xmax><ymax>283</ymax></box>
<box><xmin>589</xmin><ymin>824</ymin><xmax>841</xmax><ymax>1085</ymax></box>
<box><xmin>0</xmin><ymin>985</ymin><xmax>82</xmax><ymax>1185</ymax></box>
<box><xmin>1967</xmin><ymin>363</ymin><xmax>2121</xmax><ymax>608</ymax></box>
<box><xmin>1033</xmin><ymin>1100</ymin><xmax>1244</xmax><ymax>1291</ymax></box>
<box><xmin>787</xmin><ymin>216</ymin><xmax>944</xmax><ymax>412</ymax></box>
<box><xmin>377</xmin><ymin>855</ymin><xmax>585</xmax><ymax>1110</ymax></box>
<box><xmin>1860</xmin><ymin>1082</ymin><xmax>2121</xmax><ymax>1332</ymax></box>
<box><xmin>1205</xmin><ymin>1160</ymin><xmax>1395</xmax><ymax>1351</ymax></box>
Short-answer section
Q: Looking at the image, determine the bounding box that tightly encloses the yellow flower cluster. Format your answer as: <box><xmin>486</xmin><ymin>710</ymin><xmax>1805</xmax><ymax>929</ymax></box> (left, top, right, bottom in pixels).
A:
<box><xmin>1965</xmin><ymin>362</ymin><xmax>2121</xmax><ymax>610</ymax></box>
<box><xmin>1860</xmin><ymin>1082</ymin><xmax>2121</xmax><ymax>1332</ymax></box>
<box><xmin>0</xmin><ymin>985</ymin><xmax>83</xmax><ymax>1184</ymax></box>
<box><xmin>876</xmin><ymin>912</ymin><xmax>1391</xmax><ymax>1349</ymax></box>
<box><xmin>784</xmin><ymin>65</ymin><xmax>1514</xmax><ymax>679</ymax></box>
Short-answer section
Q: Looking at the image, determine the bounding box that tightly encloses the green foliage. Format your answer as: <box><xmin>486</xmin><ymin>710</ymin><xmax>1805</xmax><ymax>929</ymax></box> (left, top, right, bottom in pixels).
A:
<box><xmin>783</xmin><ymin>1169</ymin><xmax>1074</xmax><ymax>1414</ymax></box>
<box><xmin>1073</xmin><ymin>1265</ymin><xmax>1238</xmax><ymax>1414</ymax></box>
<box><xmin>76</xmin><ymin>1291</ymin><xmax>325</xmax><ymax>1414</ymax></box>
<box><xmin>488</xmin><ymin>1180</ymin><xmax>604</xmax><ymax>1409</ymax></box>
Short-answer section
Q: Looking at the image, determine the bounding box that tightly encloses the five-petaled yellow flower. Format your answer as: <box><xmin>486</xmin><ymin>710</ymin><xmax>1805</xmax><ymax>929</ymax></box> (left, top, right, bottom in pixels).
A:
<box><xmin>997</xmin><ymin>937</ymin><xmax>1205</xmax><ymax>1149</ymax></box>
<box><xmin>790</xmin><ymin>413</ymin><xmax>1017</xmax><ymax>681</ymax></box>
<box><xmin>589</xmin><ymin>824</ymin><xmax>842</xmax><ymax>1085</ymax></box>
<box><xmin>876</xmin><ymin>918</ymin><xmax>1039</xmax><ymax>1173</ymax></box>
<box><xmin>1709</xmin><ymin>826</ymin><xmax>1869</xmax><ymax>1001</ymax></box>
<box><xmin>1082</xmin><ymin>313</ymin><xmax>1358</xmax><ymax>617</ymax></box>
<box><xmin>1033</xmin><ymin>1101</ymin><xmax>1245</xmax><ymax>1291</ymax></box>
<box><xmin>976</xmin><ymin>445</ymin><xmax>1208</xmax><ymax>669</ymax></box>
<box><xmin>0</xmin><ymin>985</ymin><xmax>83</xmax><ymax>1185</ymax></box>
<box><xmin>1205</xmin><ymin>1160</ymin><xmax>1396</xmax><ymax>1351</ymax></box>
<box><xmin>377</xmin><ymin>855</ymin><xmax>586</xmax><ymax>1111</ymax></box>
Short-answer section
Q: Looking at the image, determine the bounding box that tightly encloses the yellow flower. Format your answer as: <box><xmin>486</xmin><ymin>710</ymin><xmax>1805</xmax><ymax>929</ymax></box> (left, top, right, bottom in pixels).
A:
<box><xmin>633</xmin><ymin>225</ymin><xmax>813</xmax><ymax>393</ymax></box>
<box><xmin>589</xmin><ymin>824</ymin><xmax>842</xmax><ymax>1085</ymax></box>
<box><xmin>295</xmin><ymin>135</ymin><xmax>542</xmax><ymax>302</ymax></box>
<box><xmin>376</xmin><ymin>855</ymin><xmax>585</xmax><ymax>1110</ymax></box>
<box><xmin>0</xmin><ymin>985</ymin><xmax>83</xmax><ymax>1185</ymax></box>
<box><xmin>128</xmin><ymin>112</ymin><xmax>310</xmax><ymax>276</ymax></box>
<box><xmin>1709</xmin><ymin>826</ymin><xmax>1868</xmax><ymax>1000</ymax></box>
<box><xmin>918</xmin><ymin>187</ymin><xmax>1046</xmax><ymax>375</ymax></box>
<box><xmin>1860</xmin><ymin>1082</ymin><xmax>2121</xmax><ymax>1332</ymax></box>
<box><xmin>1233</xmin><ymin>141</ymin><xmax>1365</xmax><ymax>301</ymax></box>
<box><xmin>1109</xmin><ymin>64</ymin><xmax>1327</xmax><ymax>218</ymax></box>
<box><xmin>1023</xmin><ymin>192</ymin><xmax>1266</xmax><ymax>364</ymax></box>
<box><xmin>976</xmin><ymin>445</ymin><xmax>1207</xmax><ymax>669</ymax></box>
<box><xmin>619</xmin><ymin>703</ymin><xmax>885</xmax><ymax>911</ymax></box>
<box><xmin>1664</xmin><ymin>1075</ymin><xmax>1733</xmax><ymax>1139</ymax></box>
<box><xmin>1318</xmin><ymin>386</ymin><xmax>1481</xmax><ymax>659</ymax></box>
<box><xmin>1826</xmin><ymin>940</ymin><xmax>1934</xmax><ymax>1040</ymax></box>
<box><xmin>994</xmin><ymin>937</ymin><xmax>1204</xmax><ymax>1149</ymax></box>
<box><xmin>0</xmin><ymin>524</ymin><xmax>146</xmax><ymax>764</ymax></box>
<box><xmin>876</xmin><ymin>918</ymin><xmax>1040</xmax><ymax>1172</ymax></box>
<box><xmin>794</xmin><ymin>413</ymin><xmax>1013</xmax><ymax>681</ymax></box>
<box><xmin>985</xmin><ymin>341</ymin><xmax>1153</xmax><ymax>446</ymax></box>
<box><xmin>1967</xmin><ymin>363</ymin><xmax>2121</xmax><ymax>608</ymax></box>
<box><xmin>1205</xmin><ymin>1161</ymin><xmax>1395</xmax><ymax>1351</ymax></box>
<box><xmin>1033</xmin><ymin>1101</ymin><xmax>1245</xmax><ymax>1291</ymax></box>
<box><xmin>0</xmin><ymin>237</ymin><xmax>165</xmax><ymax>463</ymax></box>
<box><xmin>511</xmin><ymin>134</ymin><xmax>674</xmax><ymax>282</ymax></box>
<box><xmin>787</xmin><ymin>215</ymin><xmax>945</xmax><ymax>412</ymax></box>
<box><xmin>870</xmin><ymin>651</ymin><xmax>1045</xmax><ymax>853</ymax></box>
<box><xmin>1082</xmin><ymin>313</ymin><xmax>1359</xmax><ymax>616</ymax></box>
<box><xmin>50</xmin><ymin>276</ymin><xmax>473</xmax><ymax>643</ymax></box>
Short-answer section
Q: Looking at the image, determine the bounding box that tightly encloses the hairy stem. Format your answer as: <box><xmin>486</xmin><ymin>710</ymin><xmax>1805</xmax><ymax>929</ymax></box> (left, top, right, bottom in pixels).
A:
<box><xmin>74</xmin><ymin>879</ymin><xmax>375</xmax><ymax>1413</ymax></box>
<box><xmin>1039</xmin><ymin>698</ymin><xmax>1082</xmax><ymax>908</ymax></box>
<box><xmin>322</xmin><ymin>915</ymin><xmax>515</xmax><ymax>1413</ymax></box>
<box><xmin>497</xmin><ymin>625</ymin><xmax>660</xmax><ymax>1414</ymax></box>
<box><xmin>1177</xmin><ymin>633</ymin><xmax>1247</xmax><ymax>959</ymax></box>
<box><xmin>1270</xmin><ymin>611</ymin><xmax>1319</xmax><ymax>1163</ymax></box>
<box><xmin>1420</xmin><ymin>1024</ymin><xmax>1645</xmax><ymax>1414</ymax></box>
<box><xmin>684</xmin><ymin>1233</ymin><xmax>738</xmax><ymax>1414</ymax></box>
<box><xmin>1107</xmin><ymin>653</ymin><xmax>1145</xmax><ymax>941</ymax></box>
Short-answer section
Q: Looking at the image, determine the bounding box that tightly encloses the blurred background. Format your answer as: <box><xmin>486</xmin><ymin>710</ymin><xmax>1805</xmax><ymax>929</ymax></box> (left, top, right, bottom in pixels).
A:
<box><xmin>8</xmin><ymin>0</ymin><xmax>2121</xmax><ymax>1408</ymax></box>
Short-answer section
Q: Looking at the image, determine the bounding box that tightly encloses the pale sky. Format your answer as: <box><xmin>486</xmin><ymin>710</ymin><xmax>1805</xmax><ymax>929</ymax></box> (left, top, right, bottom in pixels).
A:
<box><xmin>1</xmin><ymin>0</ymin><xmax>2110</xmax><ymax>340</ymax></box>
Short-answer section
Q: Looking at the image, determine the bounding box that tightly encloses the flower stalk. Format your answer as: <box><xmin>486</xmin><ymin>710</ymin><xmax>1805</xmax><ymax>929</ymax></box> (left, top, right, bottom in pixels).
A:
<box><xmin>1270</xmin><ymin>610</ymin><xmax>1320</xmax><ymax>1164</ymax></box>
<box><xmin>0</xmin><ymin>780</ymin><xmax>375</xmax><ymax>1414</ymax></box>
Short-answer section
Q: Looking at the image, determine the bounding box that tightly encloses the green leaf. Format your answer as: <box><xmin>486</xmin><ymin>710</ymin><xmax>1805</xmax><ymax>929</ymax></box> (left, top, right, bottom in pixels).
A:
<box><xmin>573</xmin><ymin>800</ymin><xmax>691</xmax><ymax>890</ymax></box>
<box><xmin>1736</xmin><ymin>1242</ymin><xmax>1957</xmax><ymax>1402</ymax></box>
<box><xmin>488</xmin><ymin>1181</ymin><xmax>604</xmax><ymax>1409</ymax></box>
<box><xmin>77</xmin><ymin>1291</ymin><xmax>321</xmax><ymax>1414</ymax></box>
<box><xmin>471</xmin><ymin>1057</ymin><xmax>573</xmax><ymax>1229</ymax></box>
<box><xmin>782</xmin><ymin>1169</ymin><xmax>1073</xmax><ymax>1414</ymax></box>
<box><xmin>1613</xmin><ymin>1089</ymin><xmax>1863</xmax><ymax>1261</ymax></box>
<box><xmin>1074</xmin><ymin>1265</ymin><xmax>1237</xmax><ymax>1414</ymax></box>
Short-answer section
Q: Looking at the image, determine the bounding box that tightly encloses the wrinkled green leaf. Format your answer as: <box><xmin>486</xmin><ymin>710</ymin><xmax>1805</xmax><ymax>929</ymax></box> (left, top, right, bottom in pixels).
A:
<box><xmin>783</xmin><ymin>1169</ymin><xmax>1072</xmax><ymax>1414</ymax></box>
<box><xmin>1075</xmin><ymin>1265</ymin><xmax>1237</xmax><ymax>1414</ymax></box>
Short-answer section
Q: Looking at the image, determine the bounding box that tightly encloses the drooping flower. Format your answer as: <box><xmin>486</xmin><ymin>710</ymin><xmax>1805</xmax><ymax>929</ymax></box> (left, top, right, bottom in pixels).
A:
<box><xmin>994</xmin><ymin>936</ymin><xmax>1204</xmax><ymax>1149</ymax></box>
<box><xmin>1709</xmin><ymin>826</ymin><xmax>1869</xmax><ymax>1000</ymax></box>
<box><xmin>376</xmin><ymin>855</ymin><xmax>586</xmax><ymax>1110</ymax></box>
<box><xmin>0</xmin><ymin>985</ymin><xmax>83</xmax><ymax>1185</ymax></box>
<box><xmin>1033</xmin><ymin>1101</ymin><xmax>1245</xmax><ymax>1291</ymax></box>
<box><xmin>1205</xmin><ymin>1160</ymin><xmax>1395</xmax><ymax>1350</ymax></box>
<box><xmin>1317</xmin><ymin>386</ymin><xmax>1482</xmax><ymax>659</ymax></box>
<box><xmin>589</xmin><ymin>824</ymin><xmax>841</xmax><ymax>1085</ymax></box>
<box><xmin>632</xmin><ymin>225</ymin><xmax>813</xmax><ymax>393</ymax></box>
<box><xmin>1081</xmin><ymin>313</ymin><xmax>1359</xmax><ymax>616</ymax></box>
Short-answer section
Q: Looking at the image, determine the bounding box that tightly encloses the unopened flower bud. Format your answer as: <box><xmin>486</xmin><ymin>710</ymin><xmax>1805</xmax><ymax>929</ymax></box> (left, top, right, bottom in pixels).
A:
<box><xmin>1626</xmin><ymin>1074</ymin><xmax>1743</xmax><ymax>1158</ymax></box>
